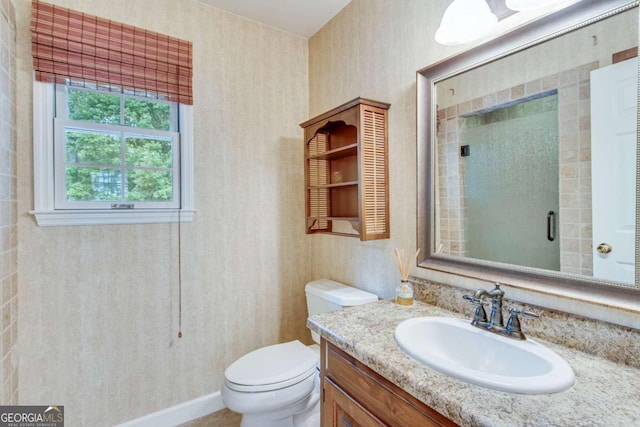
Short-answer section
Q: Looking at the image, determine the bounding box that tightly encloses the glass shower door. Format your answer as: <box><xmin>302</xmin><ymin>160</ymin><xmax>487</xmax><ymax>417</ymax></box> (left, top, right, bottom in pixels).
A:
<box><xmin>461</xmin><ymin>94</ymin><xmax>560</xmax><ymax>270</ymax></box>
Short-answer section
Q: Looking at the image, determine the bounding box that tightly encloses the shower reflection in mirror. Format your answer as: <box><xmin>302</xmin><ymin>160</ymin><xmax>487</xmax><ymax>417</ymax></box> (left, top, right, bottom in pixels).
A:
<box><xmin>433</xmin><ymin>8</ymin><xmax>637</xmax><ymax>285</ymax></box>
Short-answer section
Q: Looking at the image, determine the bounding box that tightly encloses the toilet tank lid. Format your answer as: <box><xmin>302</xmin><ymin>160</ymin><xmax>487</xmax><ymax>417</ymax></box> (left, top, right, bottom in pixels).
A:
<box><xmin>305</xmin><ymin>279</ymin><xmax>378</xmax><ymax>306</ymax></box>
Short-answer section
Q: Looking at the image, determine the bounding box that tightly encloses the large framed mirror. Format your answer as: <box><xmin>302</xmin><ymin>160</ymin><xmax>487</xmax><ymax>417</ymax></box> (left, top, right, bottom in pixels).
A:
<box><xmin>417</xmin><ymin>0</ymin><xmax>640</xmax><ymax>311</ymax></box>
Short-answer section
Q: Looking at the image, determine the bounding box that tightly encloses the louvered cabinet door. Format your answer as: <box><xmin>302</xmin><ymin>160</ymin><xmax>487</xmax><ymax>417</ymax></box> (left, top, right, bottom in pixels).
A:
<box><xmin>307</xmin><ymin>133</ymin><xmax>330</xmax><ymax>232</ymax></box>
<box><xmin>301</xmin><ymin>98</ymin><xmax>390</xmax><ymax>241</ymax></box>
<box><xmin>359</xmin><ymin>104</ymin><xmax>389</xmax><ymax>240</ymax></box>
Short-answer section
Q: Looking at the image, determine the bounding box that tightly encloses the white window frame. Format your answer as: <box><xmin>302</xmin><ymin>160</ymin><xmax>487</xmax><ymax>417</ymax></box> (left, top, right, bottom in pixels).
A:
<box><xmin>31</xmin><ymin>81</ymin><xmax>195</xmax><ymax>226</ymax></box>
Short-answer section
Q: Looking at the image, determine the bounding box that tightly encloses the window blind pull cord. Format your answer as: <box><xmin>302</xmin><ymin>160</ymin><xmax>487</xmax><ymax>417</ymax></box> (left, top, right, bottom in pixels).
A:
<box><xmin>178</xmin><ymin>209</ymin><xmax>183</xmax><ymax>338</ymax></box>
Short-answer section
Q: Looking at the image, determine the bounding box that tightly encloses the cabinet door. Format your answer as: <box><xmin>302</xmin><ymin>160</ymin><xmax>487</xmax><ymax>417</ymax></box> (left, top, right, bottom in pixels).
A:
<box><xmin>323</xmin><ymin>378</ymin><xmax>386</xmax><ymax>427</ymax></box>
<box><xmin>323</xmin><ymin>342</ymin><xmax>458</xmax><ymax>427</ymax></box>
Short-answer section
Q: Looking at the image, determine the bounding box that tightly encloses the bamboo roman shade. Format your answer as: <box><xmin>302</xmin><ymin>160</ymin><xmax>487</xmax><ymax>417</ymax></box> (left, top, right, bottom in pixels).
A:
<box><xmin>30</xmin><ymin>0</ymin><xmax>193</xmax><ymax>104</ymax></box>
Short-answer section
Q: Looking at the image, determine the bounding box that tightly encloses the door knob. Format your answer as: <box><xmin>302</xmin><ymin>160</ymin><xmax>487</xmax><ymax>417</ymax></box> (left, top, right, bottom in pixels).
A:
<box><xmin>596</xmin><ymin>243</ymin><xmax>613</xmax><ymax>254</ymax></box>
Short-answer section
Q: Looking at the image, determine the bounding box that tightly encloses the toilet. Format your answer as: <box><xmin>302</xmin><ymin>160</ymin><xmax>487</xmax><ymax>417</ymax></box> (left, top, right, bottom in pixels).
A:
<box><xmin>221</xmin><ymin>279</ymin><xmax>378</xmax><ymax>427</ymax></box>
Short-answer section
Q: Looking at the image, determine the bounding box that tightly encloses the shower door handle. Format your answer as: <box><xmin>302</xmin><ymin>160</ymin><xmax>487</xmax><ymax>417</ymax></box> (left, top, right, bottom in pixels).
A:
<box><xmin>547</xmin><ymin>211</ymin><xmax>556</xmax><ymax>242</ymax></box>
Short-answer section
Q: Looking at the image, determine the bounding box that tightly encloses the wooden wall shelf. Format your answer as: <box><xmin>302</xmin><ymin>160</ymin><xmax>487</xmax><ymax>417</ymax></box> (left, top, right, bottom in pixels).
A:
<box><xmin>301</xmin><ymin>98</ymin><xmax>390</xmax><ymax>241</ymax></box>
<box><xmin>307</xmin><ymin>143</ymin><xmax>358</xmax><ymax>161</ymax></box>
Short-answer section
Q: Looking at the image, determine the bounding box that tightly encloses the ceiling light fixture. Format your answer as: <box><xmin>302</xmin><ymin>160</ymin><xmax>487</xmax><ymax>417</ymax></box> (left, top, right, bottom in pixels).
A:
<box><xmin>435</xmin><ymin>0</ymin><xmax>498</xmax><ymax>45</ymax></box>
<box><xmin>506</xmin><ymin>0</ymin><xmax>579</xmax><ymax>11</ymax></box>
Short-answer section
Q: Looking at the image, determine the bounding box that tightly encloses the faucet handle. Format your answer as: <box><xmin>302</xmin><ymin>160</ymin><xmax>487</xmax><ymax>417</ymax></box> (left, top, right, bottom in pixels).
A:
<box><xmin>506</xmin><ymin>308</ymin><xmax>539</xmax><ymax>340</ymax></box>
<box><xmin>463</xmin><ymin>295</ymin><xmax>488</xmax><ymax>325</ymax></box>
<box><xmin>463</xmin><ymin>294</ymin><xmax>488</xmax><ymax>305</ymax></box>
<box><xmin>463</xmin><ymin>294</ymin><xmax>480</xmax><ymax>304</ymax></box>
<box><xmin>508</xmin><ymin>307</ymin><xmax>539</xmax><ymax>319</ymax></box>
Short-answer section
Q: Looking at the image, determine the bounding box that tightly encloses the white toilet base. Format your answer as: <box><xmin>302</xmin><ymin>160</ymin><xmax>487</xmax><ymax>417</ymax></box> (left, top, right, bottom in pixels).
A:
<box><xmin>292</xmin><ymin>400</ymin><xmax>320</xmax><ymax>427</ymax></box>
<box><xmin>238</xmin><ymin>393</ymin><xmax>319</xmax><ymax>427</ymax></box>
<box><xmin>232</xmin><ymin>370</ymin><xmax>321</xmax><ymax>427</ymax></box>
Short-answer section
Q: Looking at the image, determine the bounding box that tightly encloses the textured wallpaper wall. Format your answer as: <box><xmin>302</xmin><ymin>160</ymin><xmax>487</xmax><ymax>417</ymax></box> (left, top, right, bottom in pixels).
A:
<box><xmin>14</xmin><ymin>0</ymin><xmax>309</xmax><ymax>425</ymax></box>
<box><xmin>308</xmin><ymin>0</ymin><xmax>470</xmax><ymax>298</ymax></box>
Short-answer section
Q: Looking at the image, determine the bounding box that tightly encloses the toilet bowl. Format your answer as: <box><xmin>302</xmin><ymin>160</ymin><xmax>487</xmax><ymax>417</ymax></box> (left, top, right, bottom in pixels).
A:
<box><xmin>221</xmin><ymin>279</ymin><xmax>378</xmax><ymax>427</ymax></box>
<box><xmin>222</xmin><ymin>341</ymin><xmax>319</xmax><ymax>427</ymax></box>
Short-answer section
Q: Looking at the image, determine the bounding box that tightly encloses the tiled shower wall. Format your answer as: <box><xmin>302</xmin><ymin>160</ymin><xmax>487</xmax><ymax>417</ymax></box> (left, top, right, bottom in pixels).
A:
<box><xmin>437</xmin><ymin>62</ymin><xmax>596</xmax><ymax>275</ymax></box>
<box><xmin>0</xmin><ymin>0</ymin><xmax>18</xmax><ymax>405</ymax></box>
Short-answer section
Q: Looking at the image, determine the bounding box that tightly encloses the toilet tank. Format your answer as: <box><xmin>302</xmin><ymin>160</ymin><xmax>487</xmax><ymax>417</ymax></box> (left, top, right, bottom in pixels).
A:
<box><xmin>305</xmin><ymin>279</ymin><xmax>378</xmax><ymax>344</ymax></box>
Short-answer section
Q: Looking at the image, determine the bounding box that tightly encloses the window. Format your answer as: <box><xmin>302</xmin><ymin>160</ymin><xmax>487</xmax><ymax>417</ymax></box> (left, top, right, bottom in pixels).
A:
<box><xmin>30</xmin><ymin>1</ymin><xmax>194</xmax><ymax>226</ymax></box>
<box><xmin>55</xmin><ymin>85</ymin><xmax>180</xmax><ymax>209</ymax></box>
<box><xmin>32</xmin><ymin>82</ymin><xmax>194</xmax><ymax>226</ymax></box>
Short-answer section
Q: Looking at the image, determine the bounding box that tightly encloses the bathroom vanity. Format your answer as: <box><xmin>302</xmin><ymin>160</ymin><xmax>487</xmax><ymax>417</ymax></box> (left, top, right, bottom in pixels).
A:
<box><xmin>308</xmin><ymin>299</ymin><xmax>640</xmax><ymax>426</ymax></box>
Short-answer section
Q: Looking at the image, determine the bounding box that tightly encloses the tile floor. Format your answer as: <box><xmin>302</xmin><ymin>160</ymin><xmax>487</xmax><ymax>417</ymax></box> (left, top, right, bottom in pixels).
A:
<box><xmin>178</xmin><ymin>409</ymin><xmax>241</xmax><ymax>427</ymax></box>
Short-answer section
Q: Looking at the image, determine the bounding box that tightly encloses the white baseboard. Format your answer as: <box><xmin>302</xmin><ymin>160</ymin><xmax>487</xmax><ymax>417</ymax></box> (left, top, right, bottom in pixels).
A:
<box><xmin>115</xmin><ymin>391</ymin><xmax>225</xmax><ymax>427</ymax></box>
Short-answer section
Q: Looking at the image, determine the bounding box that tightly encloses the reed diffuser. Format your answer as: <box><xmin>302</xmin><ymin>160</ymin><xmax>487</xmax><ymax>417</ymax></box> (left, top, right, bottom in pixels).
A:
<box><xmin>394</xmin><ymin>248</ymin><xmax>420</xmax><ymax>306</ymax></box>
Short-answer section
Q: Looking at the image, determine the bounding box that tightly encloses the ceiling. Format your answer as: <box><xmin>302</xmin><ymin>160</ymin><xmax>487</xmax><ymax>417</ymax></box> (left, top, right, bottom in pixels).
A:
<box><xmin>195</xmin><ymin>1</ymin><xmax>517</xmax><ymax>39</ymax></box>
<box><xmin>196</xmin><ymin>0</ymin><xmax>353</xmax><ymax>38</ymax></box>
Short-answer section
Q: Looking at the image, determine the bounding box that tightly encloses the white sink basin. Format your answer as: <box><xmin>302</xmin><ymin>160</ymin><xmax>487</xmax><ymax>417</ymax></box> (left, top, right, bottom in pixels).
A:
<box><xmin>394</xmin><ymin>317</ymin><xmax>575</xmax><ymax>394</ymax></box>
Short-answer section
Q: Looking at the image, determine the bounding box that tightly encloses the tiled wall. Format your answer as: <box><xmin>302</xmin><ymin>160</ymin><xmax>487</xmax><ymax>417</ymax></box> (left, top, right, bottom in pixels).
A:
<box><xmin>436</xmin><ymin>106</ymin><xmax>465</xmax><ymax>257</ymax></box>
<box><xmin>436</xmin><ymin>62</ymin><xmax>596</xmax><ymax>275</ymax></box>
<box><xmin>0</xmin><ymin>0</ymin><xmax>17</xmax><ymax>405</ymax></box>
<box><xmin>556</xmin><ymin>62</ymin><xmax>597</xmax><ymax>277</ymax></box>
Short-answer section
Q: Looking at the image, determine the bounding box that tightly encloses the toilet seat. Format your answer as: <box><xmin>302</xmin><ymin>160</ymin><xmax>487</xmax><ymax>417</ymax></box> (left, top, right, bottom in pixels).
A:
<box><xmin>224</xmin><ymin>340</ymin><xmax>318</xmax><ymax>393</ymax></box>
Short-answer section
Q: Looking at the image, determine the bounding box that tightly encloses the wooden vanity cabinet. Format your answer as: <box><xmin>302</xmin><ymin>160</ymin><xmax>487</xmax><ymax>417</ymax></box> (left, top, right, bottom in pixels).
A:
<box><xmin>321</xmin><ymin>340</ymin><xmax>458</xmax><ymax>427</ymax></box>
<box><xmin>300</xmin><ymin>98</ymin><xmax>390</xmax><ymax>241</ymax></box>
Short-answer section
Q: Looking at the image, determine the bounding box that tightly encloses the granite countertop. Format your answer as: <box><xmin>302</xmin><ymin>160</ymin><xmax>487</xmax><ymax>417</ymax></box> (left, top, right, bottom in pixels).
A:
<box><xmin>307</xmin><ymin>299</ymin><xmax>640</xmax><ymax>427</ymax></box>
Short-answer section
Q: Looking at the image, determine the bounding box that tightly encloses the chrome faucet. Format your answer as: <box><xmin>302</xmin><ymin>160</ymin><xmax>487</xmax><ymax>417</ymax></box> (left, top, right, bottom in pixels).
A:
<box><xmin>463</xmin><ymin>283</ymin><xmax>538</xmax><ymax>340</ymax></box>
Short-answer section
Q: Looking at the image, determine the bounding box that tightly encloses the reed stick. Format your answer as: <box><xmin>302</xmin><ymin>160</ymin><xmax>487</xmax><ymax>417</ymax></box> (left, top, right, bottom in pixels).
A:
<box><xmin>394</xmin><ymin>248</ymin><xmax>404</xmax><ymax>278</ymax></box>
<box><xmin>394</xmin><ymin>248</ymin><xmax>420</xmax><ymax>281</ymax></box>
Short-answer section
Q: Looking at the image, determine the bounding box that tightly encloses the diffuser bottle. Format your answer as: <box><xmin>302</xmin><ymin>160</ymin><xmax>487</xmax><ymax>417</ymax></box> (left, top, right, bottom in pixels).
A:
<box><xmin>395</xmin><ymin>280</ymin><xmax>414</xmax><ymax>306</ymax></box>
<box><xmin>394</xmin><ymin>247</ymin><xmax>419</xmax><ymax>306</ymax></box>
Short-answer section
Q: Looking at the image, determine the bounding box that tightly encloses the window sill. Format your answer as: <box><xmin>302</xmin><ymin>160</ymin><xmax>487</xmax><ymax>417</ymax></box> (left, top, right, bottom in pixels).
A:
<box><xmin>30</xmin><ymin>209</ymin><xmax>195</xmax><ymax>226</ymax></box>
